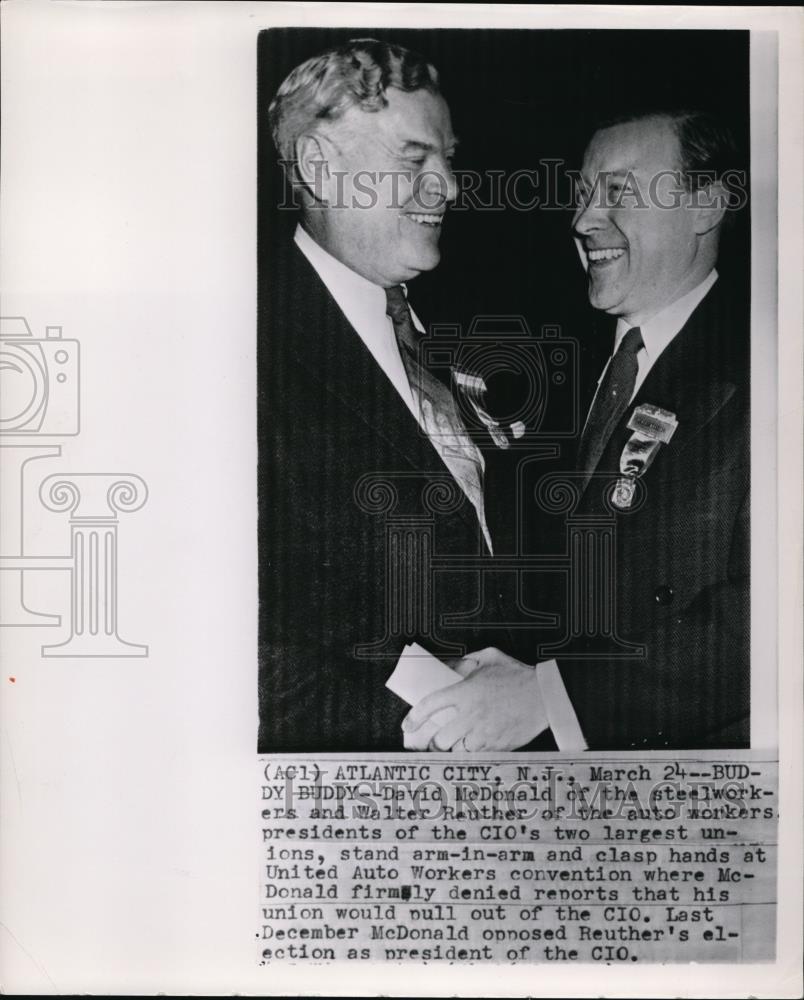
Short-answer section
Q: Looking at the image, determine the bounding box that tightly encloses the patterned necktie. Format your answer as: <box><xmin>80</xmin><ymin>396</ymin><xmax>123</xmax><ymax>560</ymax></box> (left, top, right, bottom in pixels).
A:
<box><xmin>576</xmin><ymin>326</ymin><xmax>644</xmax><ymax>479</ymax></box>
<box><xmin>385</xmin><ymin>285</ymin><xmax>492</xmax><ymax>553</ymax></box>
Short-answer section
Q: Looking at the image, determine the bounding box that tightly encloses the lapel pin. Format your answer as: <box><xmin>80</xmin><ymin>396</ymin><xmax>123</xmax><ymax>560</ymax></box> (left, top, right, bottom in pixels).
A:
<box><xmin>453</xmin><ymin>369</ymin><xmax>521</xmax><ymax>449</ymax></box>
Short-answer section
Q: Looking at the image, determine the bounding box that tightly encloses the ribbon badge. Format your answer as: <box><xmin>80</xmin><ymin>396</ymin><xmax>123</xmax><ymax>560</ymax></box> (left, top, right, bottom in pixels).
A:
<box><xmin>452</xmin><ymin>369</ymin><xmax>525</xmax><ymax>449</ymax></box>
<box><xmin>612</xmin><ymin>404</ymin><xmax>679</xmax><ymax>509</ymax></box>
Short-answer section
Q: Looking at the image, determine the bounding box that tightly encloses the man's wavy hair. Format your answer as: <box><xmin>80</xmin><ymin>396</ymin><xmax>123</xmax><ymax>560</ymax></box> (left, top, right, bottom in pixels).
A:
<box><xmin>269</xmin><ymin>38</ymin><xmax>441</xmax><ymax>166</ymax></box>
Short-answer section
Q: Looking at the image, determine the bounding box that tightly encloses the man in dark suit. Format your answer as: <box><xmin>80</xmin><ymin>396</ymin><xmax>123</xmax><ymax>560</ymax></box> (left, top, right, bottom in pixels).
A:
<box><xmin>406</xmin><ymin>110</ymin><xmax>750</xmax><ymax>750</ymax></box>
<box><xmin>258</xmin><ymin>39</ymin><xmax>517</xmax><ymax>751</ymax></box>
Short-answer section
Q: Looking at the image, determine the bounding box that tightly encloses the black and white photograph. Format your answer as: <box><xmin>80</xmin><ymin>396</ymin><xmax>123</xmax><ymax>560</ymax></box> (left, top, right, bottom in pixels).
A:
<box><xmin>1</xmin><ymin>3</ymin><xmax>800</xmax><ymax>995</ymax></box>
<box><xmin>257</xmin><ymin>27</ymin><xmax>753</xmax><ymax>754</ymax></box>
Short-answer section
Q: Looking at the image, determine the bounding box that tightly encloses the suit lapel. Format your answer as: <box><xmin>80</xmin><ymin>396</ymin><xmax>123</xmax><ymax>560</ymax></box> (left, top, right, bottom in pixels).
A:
<box><xmin>277</xmin><ymin>243</ymin><xmax>487</xmax><ymax>544</ymax></box>
<box><xmin>587</xmin><ymin>281</ymin><xmax>747</xmax><ymax>483</ymax></box>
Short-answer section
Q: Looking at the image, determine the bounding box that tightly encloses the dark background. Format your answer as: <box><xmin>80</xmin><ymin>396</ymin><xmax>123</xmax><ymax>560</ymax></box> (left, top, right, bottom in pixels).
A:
<box><xmin>258</xmin><ymin>28</ymin><xmax>750</xmax><ymax>344</ymax></box>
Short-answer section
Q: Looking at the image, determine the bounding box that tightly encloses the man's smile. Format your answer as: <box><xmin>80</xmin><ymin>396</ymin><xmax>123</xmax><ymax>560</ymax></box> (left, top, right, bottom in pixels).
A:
<box><xmin>587</xmin><ymin>246</ymin><xmax>626</xmax><ymax>264</ymax></box>
<box><xmin>403</xmin><ymin>211</ymin><xmax>444</xmax><ymax>228</ymax></box>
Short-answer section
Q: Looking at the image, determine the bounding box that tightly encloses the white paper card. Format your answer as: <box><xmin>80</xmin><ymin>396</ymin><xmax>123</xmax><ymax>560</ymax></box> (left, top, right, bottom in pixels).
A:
<box><xmin>386</xmin><ymin>643</ymin><xmax>462</xmax><ymax>749</ymax></box>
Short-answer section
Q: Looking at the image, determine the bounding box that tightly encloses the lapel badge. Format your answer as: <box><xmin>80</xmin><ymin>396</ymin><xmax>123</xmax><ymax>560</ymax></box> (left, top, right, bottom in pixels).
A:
<box><xmin>613</xmin><ymin>404</ymin><xmax>679</xmax><ymax>510</ymax></box>
<box><xmin>626</xmin><ymin>403</ymin><xmax>679</xmax><ymax>443</ymax></box>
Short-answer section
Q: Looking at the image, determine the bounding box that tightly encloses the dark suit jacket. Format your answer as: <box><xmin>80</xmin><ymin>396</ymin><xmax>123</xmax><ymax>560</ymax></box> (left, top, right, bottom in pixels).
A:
<box><xmin>550</xmin><ymin>280</ymin><xmax>750</xmax><ymax>749</ymax></box>
<box><xmin>258</xmin><ymin>241</ymin><xmax>511</xmax><ymax>751</ymax></box>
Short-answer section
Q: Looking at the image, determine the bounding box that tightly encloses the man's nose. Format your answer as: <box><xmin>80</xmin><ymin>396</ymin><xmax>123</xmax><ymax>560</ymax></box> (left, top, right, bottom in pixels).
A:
<box><xmin>572</xmin><ymin>189</ymin><xmax>608</xmax><ymax>236</ymax></box>
<box><xmin>417</xmin><ymin>158</ymin><xmax>457</xmax><ymax>207</ymax></box>
<box><xmin>442</xmin><ymin>161</ymin><xmax>458</xmax><ymax>203</ymax></box>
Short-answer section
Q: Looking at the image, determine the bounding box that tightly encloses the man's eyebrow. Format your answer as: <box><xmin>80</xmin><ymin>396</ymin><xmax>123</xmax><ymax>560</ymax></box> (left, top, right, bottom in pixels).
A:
<box><xmin>579</xmin><ymin>167</ymin><xmax>633</xmax><ymax>186</ymax></box>
<box><xmin>398</xmin><ymin>137</ymin><xmax>460</xmax><ymax>153</ymax></box>
<box><xmin>599</xmin><ymin>168</ymin><xmax>634</xmax><ymax>181</ymax></box>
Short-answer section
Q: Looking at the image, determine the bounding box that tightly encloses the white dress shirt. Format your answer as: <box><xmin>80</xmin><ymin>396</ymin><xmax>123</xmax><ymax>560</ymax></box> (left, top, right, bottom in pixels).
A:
<box><xmin>294</xmin><ymin>225</ymin><xmax>492</xmax><ymax>551</ymax></box>
<box><xmin>605</xmin><ymin>269</ymin><xmax>718</xmax><ymax>403</ymax></box>
<box><xmin>295</xmin><ymin>225</ymin><xmax>418</xmax><ymax>418</ymax></box>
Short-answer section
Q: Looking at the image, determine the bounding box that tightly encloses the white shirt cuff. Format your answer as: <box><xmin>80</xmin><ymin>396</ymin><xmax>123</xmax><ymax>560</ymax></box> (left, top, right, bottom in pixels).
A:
<box><xmin>536</xmin><ymin>659</ymin><xmax>587</xmax><ymax>751</ymax></box>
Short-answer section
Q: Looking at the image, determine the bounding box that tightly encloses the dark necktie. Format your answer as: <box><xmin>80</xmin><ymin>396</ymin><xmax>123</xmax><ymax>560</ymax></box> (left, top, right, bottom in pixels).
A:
<box><xmin>576</xmin><ymin>326</ymin><xmax>644</xmax><ymax>479</ymax></box>
<box><xmin>385</xmin><ymin>285</ymin><xmax>492</xmax><ymax>552</ymax></box>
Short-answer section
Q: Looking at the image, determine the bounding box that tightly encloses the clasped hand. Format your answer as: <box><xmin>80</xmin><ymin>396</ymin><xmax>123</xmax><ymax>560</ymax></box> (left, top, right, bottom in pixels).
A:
<box><xmin>402</xmin><ymin>647</ymin><xmax>548</xmax><ymax>751</ymax></box>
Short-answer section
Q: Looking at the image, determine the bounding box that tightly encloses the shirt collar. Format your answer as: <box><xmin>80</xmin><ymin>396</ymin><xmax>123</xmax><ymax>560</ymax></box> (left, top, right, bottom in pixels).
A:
<box><xmin>294</xmin><ymin>224</ymin><xmax>389</xmax><ymax>331</ymax></box>
<box><xmin>294</xmin><ymin>223</ymin><xmax>421</xmax><ymax>331</ymax></box>
<box><xmin>615</xmin><ymin>268</ymin><xmax>718</xmax><ymax>362</ymax></box>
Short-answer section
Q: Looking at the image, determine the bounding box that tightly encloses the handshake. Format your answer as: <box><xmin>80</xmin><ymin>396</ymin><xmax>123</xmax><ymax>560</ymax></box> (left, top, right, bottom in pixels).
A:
<box><xmin>387</xmin><ymin>644</ymin><xmax>552</xmax><ymax>752</ymax></box>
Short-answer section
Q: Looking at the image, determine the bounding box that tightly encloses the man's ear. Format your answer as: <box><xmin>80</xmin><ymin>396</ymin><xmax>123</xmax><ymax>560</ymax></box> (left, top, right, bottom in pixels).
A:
<box><xmin>294</xmin><ymin>133</ymin><xmax>332</xmax><ymax>204</ymax></box>
<box><xmin>691</xmin><ymin>180</ymin><xmax>728</xmax><ymax>235</ymax></box>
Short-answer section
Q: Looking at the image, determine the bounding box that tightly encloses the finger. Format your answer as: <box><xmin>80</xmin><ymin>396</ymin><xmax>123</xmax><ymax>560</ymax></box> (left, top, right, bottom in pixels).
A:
<box><xmin>462</xmin><ymin>646</ymin><xmax>504</xmax><ymax>669</ymax></box>
<box><xmin>463</xmin><ymin>728</ymin><xmax>489</xmax><ymax>752</ymax></box>
<box><xmin>403</xmin><ymin>688</ymin><xmax>459</xmax><ymax>732</ymax></box>
<box><xmin>404</xmin><ymin>726</ymin><xmax>433</xmax><ymax>751</ymax></box>
<box><xmin>441</xmin><ymin>721</ymin><xmax>487</xmax><ymax>752</ymax></box>
<box><xmin>427</xmin><ymin>715</ymin><xmax>473</xmax><ymax>751</ymax></box>
<box><xmin>454</xmin><ymin>656</ymin><xmax>481</xmax><ymax>679</ymax></box>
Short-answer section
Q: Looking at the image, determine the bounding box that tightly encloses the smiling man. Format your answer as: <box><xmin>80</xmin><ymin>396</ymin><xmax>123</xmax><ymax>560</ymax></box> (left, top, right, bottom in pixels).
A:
<box><xmin>556</xmin><ymin>111</ymin><xmax>749</xmax><ymax>748</ymax></box>
<box><xmin>576</xmin><ymin>115</ymin><xmax>723</xmax><ymax>323</ymax></box>
<box><xmin>258</xmin><ymin>39</ymin><xmax>514</xmax><ymax>751</ymax></box>
<box><xmin>406</xmin><ymin>110</ymin><xmax>750</xmax><ymax>751</ymax></box>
